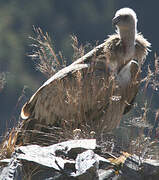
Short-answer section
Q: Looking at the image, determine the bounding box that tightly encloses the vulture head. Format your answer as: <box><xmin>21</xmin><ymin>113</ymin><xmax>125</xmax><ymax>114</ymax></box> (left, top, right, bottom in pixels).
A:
<box><xmin>112</xmin><ymin>8</ymin><xmax>137</xmax><ymax>40</ymax></box>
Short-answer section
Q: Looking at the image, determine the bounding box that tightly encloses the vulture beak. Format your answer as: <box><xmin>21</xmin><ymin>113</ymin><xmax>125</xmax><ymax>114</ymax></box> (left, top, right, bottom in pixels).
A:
<box><xmin>112</xmin><ymin>16</ymin><xmax>120</xmax><ymax>26</ymax></box>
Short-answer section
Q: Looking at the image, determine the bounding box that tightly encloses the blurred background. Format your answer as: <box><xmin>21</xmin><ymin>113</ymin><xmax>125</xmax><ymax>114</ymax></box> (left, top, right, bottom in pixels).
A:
<box><xmin>0</xmin><ymin>0</ymin><xmax>158</xmax><ymax>139</ymax></box>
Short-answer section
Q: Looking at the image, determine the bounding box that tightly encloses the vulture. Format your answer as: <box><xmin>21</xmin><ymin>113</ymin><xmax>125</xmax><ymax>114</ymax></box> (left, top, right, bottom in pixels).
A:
<box><xmin>19</xmin><ymin>8</ymin><xmax>150</xmax><ymax>145</ymax></box>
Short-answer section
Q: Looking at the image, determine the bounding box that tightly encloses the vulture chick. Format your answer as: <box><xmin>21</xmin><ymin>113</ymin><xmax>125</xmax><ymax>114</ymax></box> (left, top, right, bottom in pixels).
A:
<box><xmin>20</xmin><ymin>8</ymin><xmax>150</xmax><ymax>144</ymax></box>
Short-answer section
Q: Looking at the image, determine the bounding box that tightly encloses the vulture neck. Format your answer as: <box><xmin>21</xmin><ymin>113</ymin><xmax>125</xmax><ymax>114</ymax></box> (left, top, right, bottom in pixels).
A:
<box><xmin>118</xmin><ymin>25</ymin><xmax>136</xmax><ymax>55</ymax></box>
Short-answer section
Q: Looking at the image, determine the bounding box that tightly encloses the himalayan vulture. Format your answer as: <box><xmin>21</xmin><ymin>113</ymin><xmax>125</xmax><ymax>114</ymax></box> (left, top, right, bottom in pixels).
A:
<box><xmin>18</xmin><ymin>8</ymin><xmax>150</xmax><ymax>145</ymax></box>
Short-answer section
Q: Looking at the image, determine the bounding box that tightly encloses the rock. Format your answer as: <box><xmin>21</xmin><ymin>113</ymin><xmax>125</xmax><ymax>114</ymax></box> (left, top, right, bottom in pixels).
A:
<box><xmin>1</xmin><ymin>139</ymin><xmax>159</xmax><ymax>180</ymax></box>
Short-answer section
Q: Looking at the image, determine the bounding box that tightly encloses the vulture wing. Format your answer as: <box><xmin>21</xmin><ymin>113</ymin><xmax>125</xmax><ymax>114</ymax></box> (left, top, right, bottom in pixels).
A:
<box><xmin>20</xmin><ymin>34</ymin><xmax>149</xmax><ymax>135</ymax></box>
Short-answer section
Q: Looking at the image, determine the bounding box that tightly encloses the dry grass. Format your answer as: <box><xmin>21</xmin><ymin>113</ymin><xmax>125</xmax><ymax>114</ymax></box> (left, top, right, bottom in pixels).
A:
<box><xmin>0</xmin><ymin>128</ymin><xmax>20</xmax><ymax>159</ymax></box>
<box><xmin>28</xmin><ymin>26</ymin><xmax>66</xmax><ymax>78</ymax></box>
<box><xmin>0</xmin><ymin>86</ymin><xmax>27</xmax><ymax>159</ymax></box>
<box><xmin>71</xmin><ymin>35</ymin><xmax>93</xmax><ymax>62</ymax></box>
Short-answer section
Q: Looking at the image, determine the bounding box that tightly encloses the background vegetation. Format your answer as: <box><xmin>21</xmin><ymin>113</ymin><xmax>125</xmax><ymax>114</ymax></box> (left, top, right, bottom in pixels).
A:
<box><xmin>0</xmin><ymin>0</ymin><xmax>158</xmax><ymax>141</ymax></box>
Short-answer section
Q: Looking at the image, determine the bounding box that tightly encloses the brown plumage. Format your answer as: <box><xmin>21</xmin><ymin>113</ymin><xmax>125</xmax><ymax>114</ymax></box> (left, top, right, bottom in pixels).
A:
<box><xmin>19</xmin><ymin>8</ymin><xmax>150</xmax><ymax>145</ymax></box>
